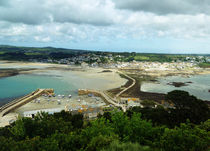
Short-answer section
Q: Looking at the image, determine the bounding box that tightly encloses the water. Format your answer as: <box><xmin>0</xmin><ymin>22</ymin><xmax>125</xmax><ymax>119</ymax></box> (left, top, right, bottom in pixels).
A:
<box><xmin>0</xmin><ymin>69</ymin><xmax>125</xmax><ymax>106</ymax></box>
<box><xmin>0</xmin><ymin>74</ymin><xmax>77</xmax><ymax>105</ymax></box>
<box><xmin>141</xmin><ymin>74</ymin><xmax>210</xmax><ymax>101</ymax></box>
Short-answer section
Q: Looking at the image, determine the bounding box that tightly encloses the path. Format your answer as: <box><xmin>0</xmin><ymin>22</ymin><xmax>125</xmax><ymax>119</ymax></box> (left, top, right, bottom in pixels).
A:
<box><xmin>115</xmin><ymin>71</ymin><xmax>136</xmax><ymax>99</ymax></box>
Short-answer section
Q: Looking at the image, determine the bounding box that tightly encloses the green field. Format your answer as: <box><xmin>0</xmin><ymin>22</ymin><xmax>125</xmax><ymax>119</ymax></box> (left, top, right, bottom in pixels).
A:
<box><xmin>134</xmin><ymin>56</ymin><xmax>150</xmax><ymax>61</ymax></box>
<box><xmin>24</xmin><ymin>52</ymin><xmax>43</xmax><ymax>55</ymax></box>
<box><xmin>199</xmin><ymin>62</ymin><xmax>210</xmax><ymax>68</ymax></box>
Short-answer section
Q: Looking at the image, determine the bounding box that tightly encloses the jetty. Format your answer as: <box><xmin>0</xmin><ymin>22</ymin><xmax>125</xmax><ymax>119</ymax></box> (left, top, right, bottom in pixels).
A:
<box><xmin>115</xmin><ymin>71</ymin><xmax>136</xmax><ymax>99</ymax></box>
<box><xmin>0</xmin><ymin>89</ymin><xmax>54</xmax><ymax>117</ymax></box>
<box><xmin>78</xmin><ymin>89</ymin><xmax>126</xmax><ymax>112</ymax></box>
<box><xmin>78</xmin><ymin>72</ymin><xmax>137</xmax><ymax>112</ymax></box>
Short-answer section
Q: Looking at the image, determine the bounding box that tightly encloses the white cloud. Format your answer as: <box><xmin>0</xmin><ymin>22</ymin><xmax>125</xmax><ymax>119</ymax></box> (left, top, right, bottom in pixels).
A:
<box><xmin>34</xmin><ymin>36</ymin><xmax>51</xmax><ymax>42</ymax></box>
<box><xmin>0</xmin><ymin>0</ymin><xmax>210</xmax><ymax>53</ymax></box>
<box><xmin>0</xmin><ymin>0</ymin><xmax>118</xmax><ymax>26</ymax></box>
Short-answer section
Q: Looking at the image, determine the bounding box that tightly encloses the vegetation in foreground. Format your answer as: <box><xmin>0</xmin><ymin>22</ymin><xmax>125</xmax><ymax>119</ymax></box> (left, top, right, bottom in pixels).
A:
<box><xmin>0</xmin><ymin>90</ymin><xmax>209</xmax><ymax>151</ymax></box>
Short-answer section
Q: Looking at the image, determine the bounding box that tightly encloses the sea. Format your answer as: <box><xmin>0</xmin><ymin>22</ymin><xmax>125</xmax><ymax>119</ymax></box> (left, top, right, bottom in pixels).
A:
<box><xmin>141</xmin><ymin>74</ymin><xmax>210</xmax><ymax>101</ymax></box>
<box><xmin>1</xmin><ymin>61</ymin><xmax>210</xmax><ymax>106</ymax></box>
<box><xmin>0</xmin><ymin>69</ymin><xmax>121</xmax><ymax>106</ymax></box>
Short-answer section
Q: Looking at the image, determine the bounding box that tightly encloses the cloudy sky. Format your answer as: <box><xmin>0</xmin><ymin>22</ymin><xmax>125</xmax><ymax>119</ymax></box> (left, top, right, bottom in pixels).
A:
<box><xmin>0</xmin><ymin>0</ymin><xmax>210</xmax><ymax>53</ymax></box>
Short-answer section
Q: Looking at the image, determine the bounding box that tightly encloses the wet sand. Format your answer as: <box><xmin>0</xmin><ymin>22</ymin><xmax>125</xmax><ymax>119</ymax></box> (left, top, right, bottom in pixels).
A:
<box><xmin>0</xmin><ymin>61</ymin><xmax>128</xmax><ymax>90</ymax></box>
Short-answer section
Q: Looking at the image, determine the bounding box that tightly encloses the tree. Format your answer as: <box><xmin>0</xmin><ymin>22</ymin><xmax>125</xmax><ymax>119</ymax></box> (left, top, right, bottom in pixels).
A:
<box><xmin>128</xmin><ymin>113</ymin><xmax>163</xmax><ymax>146</ymax></box>
<box><xmin>141</xmin><ymin>100</ymin><xmax>156</xmax><ymax>108</ymax></box>
<box><xmin>166</xmin><ymin>90</ymin><xmax>196</xmax><ymax>109</ymax></box>
<box><xmin>81</xmin><ymin>118</ymin><xmax>117</xmax><ymax>150</ymax></box>
<box><xmin>111</xmin><ymin>111</ymin><xmax>130</xmax><ymax>140</ymax></box>
<box><xmin>9</xmin><ymin>117</ymin><xmax>26</xmax><ymax>140</ymax></box>
<box><xmin>159</xmin><ymin>122</ymin><xmax>210</xmax><ymax>151</ymax></box>
<box><xmin>101</xmin><ymin>141</ymin><xmax>154</xmax><ymax>151</ymax></box>
<box><xmin>166</xmin><ymin>90</ymin><xmax>210</xmax><ymax>124</ymax></box>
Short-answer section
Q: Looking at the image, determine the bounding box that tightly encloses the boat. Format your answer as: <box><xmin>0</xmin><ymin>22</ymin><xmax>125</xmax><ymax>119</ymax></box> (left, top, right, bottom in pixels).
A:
<box><xmin>57</xmin><ymin>100</ymin><xmax>61</xmax><ymax>105</ymax></box>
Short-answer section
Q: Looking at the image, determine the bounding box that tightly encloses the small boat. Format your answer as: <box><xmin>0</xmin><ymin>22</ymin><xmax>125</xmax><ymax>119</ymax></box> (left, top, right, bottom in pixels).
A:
<box><xmin>88</xmin><ymin>93</ymin><xmax>93</xmax><ymax>97</ymax></box>
<box><xmin>57</xmin><ymin>100</ymin><xmax>61</xmax><ymax>105</ymax></box>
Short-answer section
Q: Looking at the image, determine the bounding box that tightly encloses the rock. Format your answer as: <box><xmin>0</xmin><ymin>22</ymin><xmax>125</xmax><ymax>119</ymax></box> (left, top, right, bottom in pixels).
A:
<box><xmin>167</xmin><ymin>82</ymin><xmax>188</xmax><ymax>87</ymax></box>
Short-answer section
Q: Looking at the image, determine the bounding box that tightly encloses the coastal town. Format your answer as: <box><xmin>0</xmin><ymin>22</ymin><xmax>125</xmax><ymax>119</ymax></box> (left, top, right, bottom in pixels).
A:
<box><xmin>0</xmin><ymin>56</ymin><xmax>210</xmax><ymax>127</ymax></box>
<box><xmin>29</xmin><ymin>52</ymin><xmax>210</xmax><ymax>68</ymax></box>
<box><xmin>0</xmin><ymin>0</ymin><xmax>210</xmax><ymax>149</ymax></box>
<box><xmin>0</xmin><ymin>47</ymin><xmax>210</xmax><ymax>127</ymax></box>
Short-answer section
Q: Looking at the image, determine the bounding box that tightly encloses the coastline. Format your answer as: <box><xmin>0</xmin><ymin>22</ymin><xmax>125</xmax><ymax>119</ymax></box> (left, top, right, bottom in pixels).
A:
<box><xmin>1</xmin><ymin>61</ymin><xmax>210</xmax><ymax>103</ymax></box>
<box><xmin>107</xmin><ymin>73</ymin><xmax>165</xmax><ymax>103</ymax></box>
<box><xmin>0</xmin><ymin>62</ymin><xmax>128</xmax><ymax>106</ymax></box>
<box><xmin>1</xmin><ymin>60</ymin><xmax>210</xmax><ymax>79</ymax></box>
<box><xmin>140</xmin><ymin>73</ymin><xmax>210</xmax><ymax>102</ymax></box>
<box><xmin>108</xmin><ymin>68</ymin><xmax>210</xmax><ymax>103</ymax></box>
<box><xmin>121</xmin><ymin>68</ymin><xmax>210</xmax><ymax>78</ymax></box>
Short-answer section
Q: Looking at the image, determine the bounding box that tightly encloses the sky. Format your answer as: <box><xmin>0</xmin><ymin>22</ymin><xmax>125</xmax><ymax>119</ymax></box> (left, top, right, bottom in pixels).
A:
<box><xmin>0</xmin><ymin>0</ymin><xmax>210</xmax><ymax>54</ymax></box>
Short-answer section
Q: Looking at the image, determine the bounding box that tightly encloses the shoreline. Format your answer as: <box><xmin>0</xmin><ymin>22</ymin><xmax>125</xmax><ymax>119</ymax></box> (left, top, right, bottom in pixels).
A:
<box><xmin>1</xmin><ymin>60</ymin><xmax>210</xmax><ymax>78</ymax></box>
<box><xmin>0</xmin><ymin>62</ymin><xmax>128</xmax><ymax>106</ymax></box>
<box><xmin>108</xmin><ymin>69</ymin><xmax>210</xmax><ymax>103</ymax></box>
<box><xmin>107</xmin><ymin>73</ymin><xmax>165</xmax><ymax>103</ymax></box>
<box><xmin>1</xmin><ymin>61</ymin><xmax>210</xmax><ymax>103</ymax></box>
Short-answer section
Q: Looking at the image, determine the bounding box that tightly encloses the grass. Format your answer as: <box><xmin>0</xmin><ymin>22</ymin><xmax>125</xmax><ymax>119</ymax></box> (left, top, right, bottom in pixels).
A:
<box><xmin>134</xmin><ymin>56</ymin><xmax>150</xmax><ymax>61</ymax></box>
<box><xmin>24</xmin><ymin>52</ymin><xmax>42</xmax><ymax>55</ymax></box>
<box><xmin>199</xmin><ymin>62</ymin><xmax>210</xmax><ymax>68</ymax></box>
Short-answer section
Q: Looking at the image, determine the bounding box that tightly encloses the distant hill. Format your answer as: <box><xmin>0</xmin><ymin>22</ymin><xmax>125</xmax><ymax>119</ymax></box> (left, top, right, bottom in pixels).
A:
<box><xmin>0</xmin><ymin>45</ymin><xmax>209</xmax><ymax>62</ymax></box>
<box><xmin>0</xmin><ymin>45</ymin><xmax>88</xmax><ymax>54</ymax></box>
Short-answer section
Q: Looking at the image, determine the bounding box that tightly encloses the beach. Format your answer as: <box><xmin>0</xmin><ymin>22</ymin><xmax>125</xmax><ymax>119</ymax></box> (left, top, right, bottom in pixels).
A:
<box><xmin>0</xmin><ymin>61</ymin><xmax>128</xmax><ymax>105</ymax></box>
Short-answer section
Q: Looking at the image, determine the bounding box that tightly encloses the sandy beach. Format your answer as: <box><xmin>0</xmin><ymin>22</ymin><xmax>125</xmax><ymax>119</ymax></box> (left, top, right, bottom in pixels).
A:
<box><xmin>1</xmin><ymin>60</ymin><xmax>210</xmax><ymax>78</ymax></box>
<box><xmin>0</xmin><ymin>61</ymin><xmax>128</xmax><ymax>94</ymax></box>
<box><xmin>0</xmin><ymin>60</ymin><xmax>55</xmax><ymax>68</ymax></box>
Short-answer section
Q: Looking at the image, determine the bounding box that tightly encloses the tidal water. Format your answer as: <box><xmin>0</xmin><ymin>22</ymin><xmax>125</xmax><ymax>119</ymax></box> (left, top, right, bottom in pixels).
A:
<box><xmin>0</xmin><ymin>69</ymin><xmax>123</xmax><ymax>106</ymax></box>
<box><xmin>141</xmin><ymin>74</ymin><xmax>210</xmax><ymax>101</ymax></box>
<box><xmin>0</xmin><ymin>74</ymin><xmax>77</xmax><ymax>106</ymax></box>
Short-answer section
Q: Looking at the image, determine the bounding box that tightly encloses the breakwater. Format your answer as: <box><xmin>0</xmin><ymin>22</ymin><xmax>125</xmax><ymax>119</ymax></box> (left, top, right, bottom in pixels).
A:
<box><xmin>0</xmin><ymin>89</ymin><xmax>54</xmax><ymax>117</ymax></box>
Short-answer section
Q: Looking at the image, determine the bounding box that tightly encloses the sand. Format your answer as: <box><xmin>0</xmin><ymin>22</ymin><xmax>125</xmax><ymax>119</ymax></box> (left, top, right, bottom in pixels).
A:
<box><xmin>70</xmin><ymin>68</ymin><xmax>127</xmax><ymax>90</ymax></box>
<box><xmin>0</xmin><ymin>61</ymin><xmax>127</xmax><ymax>90</ymax></box>
<box><xmin>21</xmin><ymin>66</ymin><xmax>127</xmax><ymax>91</ymax></box>
<box><xmin>0</xmin><ymin>61</ymin><xmax>54</xmax><ymax>68</ymax></box>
